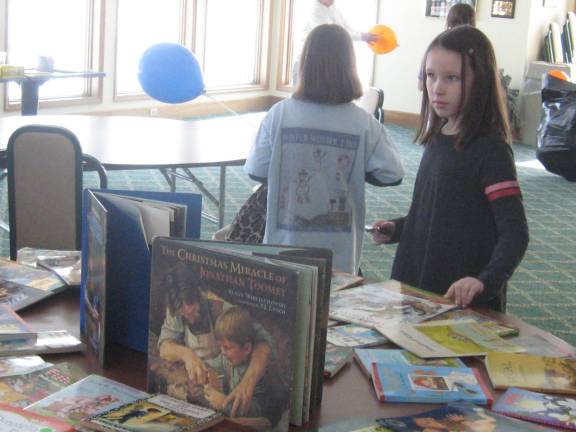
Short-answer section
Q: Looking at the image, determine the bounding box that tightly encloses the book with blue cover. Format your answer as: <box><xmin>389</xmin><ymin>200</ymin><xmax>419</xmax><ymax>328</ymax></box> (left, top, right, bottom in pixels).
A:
<box><xmin>327</xmin><ymin>324</ymin><xmax>387</xmax><ymax>348</ymax></box>
<box><xmin>354</xmin><ymin>348</ymin><xmax>466</xmax><ymax>378</ymax></box>
<box><xmin>371</xmin><ymin>363</ymin><xmax>493</xmax><ymax>405</ymax></box>
<box><xmin>493</xmin><ymin>387</ymin><xmax>576</xmax><ymax>430</ymax></box>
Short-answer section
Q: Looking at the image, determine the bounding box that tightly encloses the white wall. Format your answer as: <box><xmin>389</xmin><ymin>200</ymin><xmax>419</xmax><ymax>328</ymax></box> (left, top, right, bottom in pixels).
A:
<box><xmin>374</xmin><ymin>0</ymin><xmax>574</xmax><ymax>115</ymax></box>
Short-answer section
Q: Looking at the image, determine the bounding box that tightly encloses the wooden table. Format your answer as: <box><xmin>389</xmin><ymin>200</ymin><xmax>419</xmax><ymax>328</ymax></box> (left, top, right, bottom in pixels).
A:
<box><xmin>0</xmin><ymin>114</ymin><xmax>261</xmax><ymax>227</ymax></box>
<box><xmin>20</xmin><ymin>287</ymin><xmax>576</xmax><ymax>431</ymax></box>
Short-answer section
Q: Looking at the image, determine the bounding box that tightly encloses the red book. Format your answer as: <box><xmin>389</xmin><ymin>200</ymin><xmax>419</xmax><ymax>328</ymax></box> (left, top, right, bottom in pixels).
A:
<box><xmin>0</xmin><ymin>402</ymin><xmax>74</xmax><ymax>431</ymax></box>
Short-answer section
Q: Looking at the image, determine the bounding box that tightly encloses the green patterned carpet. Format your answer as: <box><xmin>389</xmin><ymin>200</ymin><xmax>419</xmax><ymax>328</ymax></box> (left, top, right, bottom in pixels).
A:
<box><xmin>1</xmin><ymin>123</ymin><xmax>574</xmax><ymax>346</ymax></box>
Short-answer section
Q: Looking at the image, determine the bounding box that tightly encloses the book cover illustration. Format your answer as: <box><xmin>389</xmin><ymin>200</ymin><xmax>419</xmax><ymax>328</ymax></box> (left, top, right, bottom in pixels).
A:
<box><xmin>0</xmin><ymin>304</ymin><xmax>36</xmax><ymax>342</ymax></box>
<box><xmin>0</xmin><ymin>279</ymin><xmax>53</xmax><ymax>311</ymax></box>
<box><xmin>329</xmin><ymin>283</ymin><xmax>454</xmax><ymax>329</ymax></box>
<box><xmin>507</xmin><ymin>333</ymin><xmax>576</xmax><ymax>357</ymax></box>
<box><xmin>0</xmin><ymin>362</ymin><xmax>85</xmax><ymax>408</ymax></box>
<box><xmin>84</xmin><ymin>394</ymin><xmax>224</xmax><ymax>432</ymax></box>
<box><xmin>148</xmin><ymin>239</ymin><xmax>298</xmax><ymax>430</ymax></box>
<box><xmin>371</xmin><ymin>364</ymin><xmax>493</xmax><ymax>405</ymax></box>
<box><xmin>17</xmin><ymin>248</ymin><xmax>81</xmax><ymax>286</ymax></box>
<box><xmin>354</xmin><ymin>348</ymin><xmax>466</xmax><ymax>378</ymax></box>
<box><xmin>26</xmin><ymin>374</ymin><xmax>149</xmax><ymax>425</ymax></box>
<box><xmin>0</xmin><ymin>330</ymin><xmax>84</xmax><ymax>357</ymax></box>
<box><xmin>0</xmin><ymin>355</ymin><xmax>50</xmax><ymax>378</ymax></box>
<box><xmin>376</xmin><ymin>402</ymin><xmax>551</xmax><ymax>431</ymax></box>
<box><xmin>493</xmin><ymin>387</ymin><xmax>576</xmax><ymax>430</ymax></box>
<box><xmin>378</xmin><ymin>319</ymin><xmax>526</xmax><ymax>358</ymax></box>
<box><xmin>0</xmin><ymin>258</ymin><xmax>64</xmax><ymax>292</ymax></box>
<box><xmin>330</xmin><ymin>271</ymin><xmax>363</xmax><ymax>293</ymax></box>
<box><xmin>486</xmin><ymin>352</ymin><xmax>576</xmax><ymax>394</ymax></box>
<box><xmin>427</xmin><ymin>308</ymin><xmax>519</xmax><ymax>337</ymax></box>
<box><xmin>324</xmin><ymin>345</ymin><xmax>352</xmax><ymax>378</ymax></box>
<box><xmin>327</xmin><ymin>324</ymin><xmax>388</xmax><ymax>348</ymax></box>
<box><xmin>0</xmin><ymin>402</ymin><xmax>74</xmax><ymax>432</ymax></box>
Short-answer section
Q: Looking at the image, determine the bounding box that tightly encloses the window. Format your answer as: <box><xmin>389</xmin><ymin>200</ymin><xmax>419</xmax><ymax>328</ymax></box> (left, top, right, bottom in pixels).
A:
<box><xmin>115</xmin><ymin>0</ymin><xmax>270</xmax><ymax>100</ymax></box>
<box><xmin>5</xmin><ymin>0</ymin><xmax>102</xmax><ymax>107</ymax></box>
<box><xmin>280</xmin><ymin>0</ymin><xmax>379</xmax><ymax>89</ymax></box>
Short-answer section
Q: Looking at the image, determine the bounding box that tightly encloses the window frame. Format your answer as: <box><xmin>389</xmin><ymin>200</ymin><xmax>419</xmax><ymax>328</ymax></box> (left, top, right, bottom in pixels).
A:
<box><xmin>3</xmin><ymin>0</ymin><xmax>104</xmax><ymax>112</ymax></box>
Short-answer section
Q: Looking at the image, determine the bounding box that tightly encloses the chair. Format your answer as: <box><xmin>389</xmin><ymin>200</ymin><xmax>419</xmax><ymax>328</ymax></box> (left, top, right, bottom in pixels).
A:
<box><xmin>6</xmin><ymin>125</ymin><xmax>108</xmax><ymax>260</ymax></box>
<box><xmin>356</xmin><ymin>87</ymin><xmax>385</xmax><ymax>123</ymax></box>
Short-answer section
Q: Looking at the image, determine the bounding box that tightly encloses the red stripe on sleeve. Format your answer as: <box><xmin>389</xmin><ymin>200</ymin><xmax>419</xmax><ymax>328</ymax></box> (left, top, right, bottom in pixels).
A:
<box><xmin>486</xmin><ymin>188</ymin><xmax>521</xmax><ymax>201</ymax></box>
<box><xmin>484</xmin><ymin>180</ymin><xmax>520</xmax><ymax>195</ymax></box>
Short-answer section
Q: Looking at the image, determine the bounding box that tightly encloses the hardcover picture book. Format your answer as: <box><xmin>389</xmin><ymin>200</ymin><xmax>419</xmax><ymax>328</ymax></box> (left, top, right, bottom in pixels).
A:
<box><xmin>486</xmin><ymin>351</ymin><xmax>576</xmax><ymax>395</ymax></box>
<box><xmin>0</xmin><ymin>402</ymin><xmax>74</xmax><ymax>432</ymax></box>
<box><xmin>371</xmin><ymin>364</ymin><xmax>493</xmax><ymax>405</ymax></box>
<box><xmin>17</xmin><ymin>248</ymin><xmax>81</xmax><ymax>286</ymax></box>
<box><xmin>327</xmin><ymin>324</ymin><xmax>388</xmax><ymax>348</ymax></box>
<box><xmin>324</xmin><ymin>345</ymin><xmax>353</xmax><ymax>378</ymax></box>
<box><xmin>426</xmin><ymin>308</ymin><xmax>519</xmax><ymax>337</ymax></box>
<box><xmin>0</xmin><ymin>355</ymin><xmax>49</xmax><ymax>378</ymax></box>
<box><xmin>0</xmin><ymin>330</ymin><xmax>84</xmax><ymax>357</ymax></box>
<box><xmin>506</xmin><ymin>333</ymin><xmax>576</xmax><ymax>357</ymax></box>
<box><xmin>82</xmin><ymin>394</ymin><xmax>224</xmax><ymax>432</ymax></box>
<box><xmin>493</xmin><ymin>387</ymin><xmax>576</xmax><ymax>430</ymax></box>
<box><xmin>0</xmin><ymin>258</ymin><xmax>65</xmax><ymax>292</ymax></box>
<box><xmin>354</xmin><ymin>348</ymin><xmax>466</xmax><ymax>378</ymax></box>
<box><xmin>0</xmin><ymin>279</ymin><xmax>54</xmax><ymax>311</ymax></box>
<box><xmin>329</xmin><ymin>282</ymin><xmax>455</xmax><ymax>329</ymax></box>
<box><xmin>80</xmin><ymin>189</ymin><xmax>202</xmax><ymax>364</ymax></box>
<box><xmin>376</xmin><ymin>401</ymin><xmax>551</xmax><ymax>431</ymax></box>
<box><xmin>0</xmin><ymin>304</ymin><xmax>36</xmax><ymax>342</ymax></box>
<box><xmin>26</xmin><ymin>374</ymin><xmax>149</xmax><ymax>425</ymax></box>
<box><xmin>147</xmin><ymin>238</ymin><xmax>332</xmax><ymax>428</ymax></box>
<box><xmin>378</xmin><ymin>319</ymin><xmax>526</xmax><ymax>358</ymax></box>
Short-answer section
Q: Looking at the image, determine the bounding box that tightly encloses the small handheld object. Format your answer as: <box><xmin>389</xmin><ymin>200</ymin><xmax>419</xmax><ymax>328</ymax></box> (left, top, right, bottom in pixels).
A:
<box><xmin>364</xmin><ymin>224</ymin><xmax>393</xmax><ymax>235</ymax></box>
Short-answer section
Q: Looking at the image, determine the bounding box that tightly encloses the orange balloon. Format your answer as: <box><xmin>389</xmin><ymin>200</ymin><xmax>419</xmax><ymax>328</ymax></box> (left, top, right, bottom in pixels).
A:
<box><xmin>368</xmin><ymin>25</ymin><xmax>398</xmax><ymax>55</ymax></box>
<box><xmin>549</xmin><ymin>69</ymin><xmax>569</xmax><ymax>81</ymax></box>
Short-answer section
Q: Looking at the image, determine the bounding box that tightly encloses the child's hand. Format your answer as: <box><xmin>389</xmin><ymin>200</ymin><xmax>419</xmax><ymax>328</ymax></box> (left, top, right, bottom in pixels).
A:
<box><xmin>183</xmin><ymin>353</ymin><xmax>208</xmax><ymax>385</ymax></box>
<box><xmin>369</xmin><ymin>220</ymin><xmax>395</xmax><ymax>244</ymax></box>
<box><xmin>204</xmin><ymin>385</ymin><xmax>226</xmax><ymax>410</ymax></box>
<box><xmin>444</xmin><ymin>277</ymin><xmax>484</xmax><ymax>308</ymax></box>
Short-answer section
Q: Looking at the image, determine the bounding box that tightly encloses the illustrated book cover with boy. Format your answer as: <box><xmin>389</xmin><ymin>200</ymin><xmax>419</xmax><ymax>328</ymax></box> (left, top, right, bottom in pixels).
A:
<box><xmin>370</xmin><ymin>364</ymin><xmax>493</xmax><ymax>405</ymax></box>
<box><xmin>353</xmin><ymin>348</ymin><xmax>466</xmax><ymax>378</ymax></box>
<box><xmin>82</xmin><ymin>393</ymin><xmax>224</xmax><ymax>432</ymax></box>
<box><xmin>147</xmin><ymin>237</ymin><xmax>326</xmax><ymax>429</ymax></box>
<box><xmin>327</xmin><ymin>323</ymin><xmax>388</xmax><ymax>348</ymax></box>
<box><xmin>376</xmin><ymin>401</ymin><xmax>551</xmax><ymax>431</ymax></box>
<box><xmin>0</xmin><ymin>402</ymin><xmax>74</xmax><ymax>432</ymax></box>
<box><xmin>329</xmin><ymin>283</ymin><xmax>455</xmax><ymax>329</ymax></box>
<box><xmin>493</xmin><ymin>387</ymin><xmax>576</xmax><ymax>430</ymax></box>
<box><xmin>486</xmin><ymin>351</ymin><xmax>576</xmax><ymax>394</ymax></box>
<box><xmin>26</xmin><ymin>374</ymin><xmax>150</xmax><ymax>426</ymax></box>
<box><xmin>377</xmin><ymin>319</ymin><xmax>526</xmax><ymax>358</ymax></box>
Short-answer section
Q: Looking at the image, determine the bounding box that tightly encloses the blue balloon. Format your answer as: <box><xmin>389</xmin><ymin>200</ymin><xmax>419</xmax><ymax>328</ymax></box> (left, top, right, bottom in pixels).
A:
<box><xmin>138</xmin><ymin>43</ymin><xmax>204</xmax><ymax>104</ymax></box>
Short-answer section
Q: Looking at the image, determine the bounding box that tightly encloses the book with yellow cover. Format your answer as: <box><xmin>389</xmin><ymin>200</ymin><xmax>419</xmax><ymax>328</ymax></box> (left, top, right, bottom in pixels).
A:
<box><xmin>486</xmin><ymin>352</ymin><xmax>576</xmax><ymax>395</ymax></box>
<box><xmin>377</xmin><ymin>319</ymin><xmax>526</xmax><ymax>358</ymax></box>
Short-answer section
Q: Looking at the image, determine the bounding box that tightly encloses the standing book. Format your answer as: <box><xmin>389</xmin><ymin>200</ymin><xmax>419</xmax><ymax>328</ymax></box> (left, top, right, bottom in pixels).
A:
<box><xmin>0</xmin><ymin>402</ymin><xmax>74</xmax><ymax>431</ymax></box>
<box><xmin>486</xmin><ymin>351</ymin><xmax>576</xmax><ymax>395</ymax></box>
<box><xmin>80</xmin><ymin>189</ymin><xmax>202</xmax><ymax>365</ymax></box>
<box><xmin>147</xmin><ymin>237</ymin><xmax>331</xmax><ymax>428</ymax></box>
<box><xmin>493</xmin><ymin>387</ymin><xmax>576</xmax><ymax>430</ymax></box>
<box><xmin>371</xmin><ymin>364</ymin><xmax>493</xmax><ymax>405</ymax></box>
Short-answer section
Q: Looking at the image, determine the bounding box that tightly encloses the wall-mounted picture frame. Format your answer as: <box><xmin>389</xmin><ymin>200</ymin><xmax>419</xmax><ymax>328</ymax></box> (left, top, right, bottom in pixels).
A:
<box><xmin>425</xmin><ymin>0</ymin><xmax>477</xmax><ymax>18</ymax></box>
<box><xmin>491</xmin><ymin>0</ymin><xmax>516</xmax><ymax>18</ymax></box>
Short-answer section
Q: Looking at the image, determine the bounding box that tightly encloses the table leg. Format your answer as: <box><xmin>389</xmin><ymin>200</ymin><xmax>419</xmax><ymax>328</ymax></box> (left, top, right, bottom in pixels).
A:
<box><xmin>21</xmin><ymin>80</ymin><xmax>41</xmax><ymax>116</ymax></box>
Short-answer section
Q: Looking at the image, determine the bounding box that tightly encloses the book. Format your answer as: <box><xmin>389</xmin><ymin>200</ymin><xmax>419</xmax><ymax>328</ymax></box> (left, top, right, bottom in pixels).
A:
<box><xmin>81</xmin><ymin>394</ymin><xmax>224</xmax><ymax>432</ymax></box>
<box><xmin>486</xmin><ymin>351</ymin><xmax>576</xmax><ymax>395</ymax></box>
<box><xmin>426</xmin><ymin>308</ymin><xmax>519</xmax><ymax>337</ymax></box>
<box><xmin>80</xmin><ymin>189</ymin><xmax>202</xmax><ymax>364</ymax></box>
<box><xmin>327</xmin><ymin>324</ymin><xmax>388</xmax><ymax>348</ymax></box>
<box><xmin>0</xmin><ymin>402</ymin><xmax>74</xmax><ymax>431</ymax></box>
<box><xmin>506</xmin><ymin>333</ymin><xmax>576</xmax><ymax>357</ymax></box>
<box><xmin>0</xmin><ymin>279</ymin><xmax>55</xmax><ymax>312</ymax></box>
<box><xmin>378</xmin><ymin>279</ymin><xmax>454</xmax><ymax>305</ymax></box>
<box><xmin>371</xmin><ymin>364</ymin><xmax>493</xmax><ymax>405</ymax></box>
<box><xmin>0</xmin><ymin>355</ymin><xmax>50</xmax><ymax>378</ymax></box>
<box><xmin>330</xmin><ymin>271</ymin><xmax>364</xmax><ymax>293</ymax></box>
<box><xmin>377</xmin><ymin>319</ymin><xmax>526</xmax><ymax>358</ymax></box>
<box><xmin>147</xmin><ymin>237</ymin><xmax>332</xmax><ymax>428</ymax></box>
<box><xmin>0</xmin><ymin>304</ymin><xmax>36</xmax><ymax>342</ymax></box>
<box><xmin>354</xmin><ymin>348</ymin><xmax>466</xmax><ymax>378</ymax></box>
<box><xmin>17</xmin><ymin>248</ymin><xmax>81</xmax><ymax>286</ymax></box>
<box><xmin>0</xmin><ymin>362</ymin><xmax>85</xmax><ymax>408</ymax></box>
<box><xmin>313</xmin><ymin>418</ymin><xmax>392</xmax><ymax>431</ymax></box>
<box><xmin>0</xmin><ymin>330</ymin><xmax>84</xmax><ymax>357</ymax></box>
<box><xmin>493</xmin><ymin>387</ymin><xmax>576</xmax><ymax>430</ymax></box>
<box><xmin>329</xmin><ymin>282</ymin><xmax>455</xmax><ymax>329</ymax></box>
<box><xmin>26</xmin><ymin>374</ymin><xmax>150</xmax><ymax>426</ymax></box>
<box><xmin>324</xmin><ymin>345</ymin><xmax>352</xmax><ymax>379</ymax></box>
<box><xmin>0</xmin><ymin>258</ymin><xmax>65</xmax><ymax>292</ymax></box>
<box><xmin>376</xmin><ymin>401</ymin><xmax>551</xmax><ymax>431</ymax></box>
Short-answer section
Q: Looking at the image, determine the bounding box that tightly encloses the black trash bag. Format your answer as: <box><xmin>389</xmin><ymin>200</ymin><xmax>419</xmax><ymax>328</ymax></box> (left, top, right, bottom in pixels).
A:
<box><xmin>537</xmin><ymin>74</ymin><xmax>576</xmax><ymax>181</ymax></box>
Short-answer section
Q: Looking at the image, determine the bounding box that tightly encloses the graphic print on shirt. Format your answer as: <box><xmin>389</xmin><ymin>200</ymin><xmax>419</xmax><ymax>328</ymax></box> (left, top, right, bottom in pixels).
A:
<box><xmin>278</xmin><ymin>128</ymin><xmax>359</xmax><ymax>232</ymax></box>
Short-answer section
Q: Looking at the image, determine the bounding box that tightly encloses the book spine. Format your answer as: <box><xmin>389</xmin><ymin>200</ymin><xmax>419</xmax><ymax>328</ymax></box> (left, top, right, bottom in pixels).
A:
<box><xmin>370</xmin><ymin>363</ymin><xmax>385</xmax><ymax>402</ymax></box>
<box><xmin>472</xmin><ymin>368</ymin><xmax>494</xmax><ymax>407</ymax></box>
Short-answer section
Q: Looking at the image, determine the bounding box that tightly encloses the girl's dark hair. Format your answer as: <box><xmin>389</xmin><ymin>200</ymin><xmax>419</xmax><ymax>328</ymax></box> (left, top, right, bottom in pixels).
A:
<box><xmin>446</xmin><ymin>3</ymin><xmax>476</xmax><ymax>29</ymax></box>
<box><xmin>293</xmin><ymin>24</ymin><xmax>363</xmax><ymax>104</ymax></box>
<box><xmin>416</xmin><ymin>26</ymin><xmax>511</xmax><ymax>149</ymax></box>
